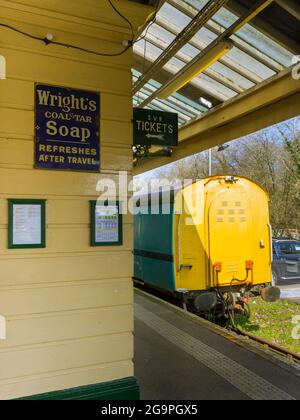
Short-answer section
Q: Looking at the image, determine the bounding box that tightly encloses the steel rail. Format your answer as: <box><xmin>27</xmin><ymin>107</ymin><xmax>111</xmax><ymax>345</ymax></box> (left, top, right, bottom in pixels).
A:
<box><xmin>234</xmin><ymin>327</ymin><xmax>300</xmax><ymax>363</ymax></box>
<box><xmin>134</xmin><ymin>284</ymin><xmax>300</xmax><ymax>364</ymax></box>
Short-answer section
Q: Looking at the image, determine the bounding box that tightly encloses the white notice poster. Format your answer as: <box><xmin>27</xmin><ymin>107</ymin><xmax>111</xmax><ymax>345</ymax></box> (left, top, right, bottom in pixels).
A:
<box><xmin>95</xmin><ymin>205</ymin><xmax>119</xmax><ymax>243</ymax></box>
<box><xmin>13</xmin><ymin>204</ymin><xmax>42</xmax><ymax>245</ymax></box>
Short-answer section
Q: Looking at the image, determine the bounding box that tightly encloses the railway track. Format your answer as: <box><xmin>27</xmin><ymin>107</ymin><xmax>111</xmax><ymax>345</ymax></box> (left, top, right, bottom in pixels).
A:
<box><xmin>233</xmin><ymin>327</ymin><xmax>300</xmax><ymax>363</ymax></box>
<box><xmin>134</xmin><ymin>282</ymin><xmax>300</xmax><ymax>364</ymax></box>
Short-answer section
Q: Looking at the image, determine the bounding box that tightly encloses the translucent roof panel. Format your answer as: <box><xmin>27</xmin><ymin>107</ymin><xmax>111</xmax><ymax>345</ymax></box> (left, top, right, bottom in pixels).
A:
<box><xmin>185</xmin><ymin>0</ymin><xmax>215</xmax><ymax>10</ymax></box>
<box><xmin>158</xmin><ymin>2</ymin><xmax>191</xmax><ymax>31</ymax></box>
<box><xmin>146</xmin><ymin>22</ymin><xmax>176</xmax><ymax>46</ymax></box>
<box><xmin>134</xmin><ymin>4</ymin><xmax>285</xmax><ymax>86</ymax></box>
<box><xmin>164</xmin><ymin>1</ymin><xmax>288</xmax><ymax>73</ymax></box>
<box><xmin>132</xmin><ymin>69</ymin><xmax>205</xmax><ymax>126</ymax></box>
<box><xmin>211</xmin><ymin>6</ymin><xmax>294</xmax><ymax>66</ymax></box>
<box><xmin>132</xmin><ymin>0</ymin><xmax>298</xmax><ymax>128</ymax></box>
<box><xmin>134</xmin><ymin>39</ymin><xmax>238</xmax><ymax>101</ymax></box>
<box><xmin>183</xmin><ymin>1</ymin><xmax>296</xmax><ymax>65</ymax></box>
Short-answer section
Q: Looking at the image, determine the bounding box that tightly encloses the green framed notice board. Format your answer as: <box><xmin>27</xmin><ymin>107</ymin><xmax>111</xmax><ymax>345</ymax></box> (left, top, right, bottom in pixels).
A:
<box><xmin>8</xmin><ymin>199</ymin><xmax>46</xmax><ymax>249</ymax></box>
<box><xmin>90</xmin><ymin>201</ymin><xmax>123</xmax><ymax>247</ymax></box>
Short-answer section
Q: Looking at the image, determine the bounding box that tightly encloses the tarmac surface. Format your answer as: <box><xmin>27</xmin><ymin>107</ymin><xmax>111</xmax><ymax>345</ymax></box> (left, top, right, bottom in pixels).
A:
<box><xmin>134</xmin><ymin>290</ymin><xmax>300</xmax><ymax>400</ymax></box>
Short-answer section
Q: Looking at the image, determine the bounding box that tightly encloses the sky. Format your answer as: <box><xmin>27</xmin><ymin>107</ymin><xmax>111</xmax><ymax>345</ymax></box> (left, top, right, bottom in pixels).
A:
<box><xmin>136</xmin><ymin>115</ymin><xmax>300</xmax><ymax>183</ymax></box>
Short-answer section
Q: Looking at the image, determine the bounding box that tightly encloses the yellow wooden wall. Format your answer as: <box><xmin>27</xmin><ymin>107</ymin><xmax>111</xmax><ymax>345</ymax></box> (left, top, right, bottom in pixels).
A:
<box><xmin>0</xmin><ymin>0</ymin><xmax>152</xmax><ymax>399</ymax></box>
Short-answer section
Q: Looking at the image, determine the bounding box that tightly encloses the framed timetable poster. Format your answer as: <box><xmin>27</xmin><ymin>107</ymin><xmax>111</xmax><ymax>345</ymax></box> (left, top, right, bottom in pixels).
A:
<box><xmin>8</xmin><ymin>199</ymin><xmax>46</xmax><ymax>249</ymax></box>
<box><xmin>90</xmin><ymin>201</ymin><xmax>123</xmax><ymax>246</ymax></box>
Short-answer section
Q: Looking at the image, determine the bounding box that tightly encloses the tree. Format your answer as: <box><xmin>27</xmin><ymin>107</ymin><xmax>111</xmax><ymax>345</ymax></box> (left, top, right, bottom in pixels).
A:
<box><xmin>141</xmin><ymin>117</ymin><xmax>300</xmax><ymax>235</ymax></box>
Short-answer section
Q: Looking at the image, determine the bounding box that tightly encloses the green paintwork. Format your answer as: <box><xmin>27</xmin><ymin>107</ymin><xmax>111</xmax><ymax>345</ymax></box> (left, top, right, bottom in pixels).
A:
<box><xmin>17</xmin><ymin>377</ymin><xmax>139</xmax><ymax>400</ymax></box>
<box><xmin>134</xmin><ymin>202</ymin><xmax>176</xmax><ymax>292</ymax></box>
<box><xmin>8</xmin><ymin>199</ymin><xmax>46</xmax><ymax>249</ymax></box>
<box><xmin>133</xmin><ymin>108</ymin><xmax>178</xmax><ymax>146</ymax></box>
<box><xmin>90</xmin><ymin>200</ymin><xmax>123</xmax><ymax>247</ymax></box>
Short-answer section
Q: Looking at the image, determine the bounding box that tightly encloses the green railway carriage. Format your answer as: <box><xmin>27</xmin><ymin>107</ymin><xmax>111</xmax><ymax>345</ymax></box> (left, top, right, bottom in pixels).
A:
<box><xmin>134</xmin><ymin>176</ymin><xmax>280</xmax><ymax>315</ymax></box>
<box><xmin>134</xmin><ymin>200</ymin><xmax>176</xmax><ymax>292</ymax></box>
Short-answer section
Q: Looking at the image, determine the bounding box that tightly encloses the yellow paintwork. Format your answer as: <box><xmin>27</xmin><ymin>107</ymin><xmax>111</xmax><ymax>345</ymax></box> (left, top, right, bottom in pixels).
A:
<box><xmin>134</xmin><ymin>69</ymin><xmax>300</xmax><ymax>175</ymax></box>
<box><xmin>174</xmin><ymin>176</ymin><xmax>272</xmax><ymax>292</ymax></box>
<box><xmin>0</xmin><ymin>0</ymin><xmax>153</xmax><ymax>400</ymax></box>
<box><xmin>158</xmin><ymin>40</ymin><xmax>234</xmax><ymax>99</ymax></box>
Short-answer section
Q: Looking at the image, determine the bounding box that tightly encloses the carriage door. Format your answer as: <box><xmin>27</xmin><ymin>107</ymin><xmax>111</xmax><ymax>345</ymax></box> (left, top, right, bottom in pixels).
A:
<box><xmin>177</xmin><ymin>183</ymin><xmax>206</xmax><ymax>292</ymax></box>
<box><xmin>208</xmin><ymin>190</ymin><xmax>254</xmax><ymax>287</ymax></box>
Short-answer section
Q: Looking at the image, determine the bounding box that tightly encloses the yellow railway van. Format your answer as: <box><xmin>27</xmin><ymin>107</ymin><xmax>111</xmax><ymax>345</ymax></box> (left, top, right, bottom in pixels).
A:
<box><xmin>134</xmin><ymin>176</ymin><xmax>280</xmax><ymax>319</ymax></box>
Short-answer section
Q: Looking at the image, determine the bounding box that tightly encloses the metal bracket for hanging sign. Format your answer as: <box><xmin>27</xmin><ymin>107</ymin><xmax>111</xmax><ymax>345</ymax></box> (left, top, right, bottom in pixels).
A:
<box><xmin>133</xmin><ymin>145</ymin><xmax>173</xmax><ymax>166</ymax></box>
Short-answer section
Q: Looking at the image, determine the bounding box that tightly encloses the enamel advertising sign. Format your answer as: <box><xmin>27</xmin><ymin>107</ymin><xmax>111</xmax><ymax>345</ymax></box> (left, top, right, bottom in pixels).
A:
<box><xmin>35</xmin><ymin>84</ymin><xmax>100</xmax><ymax>172</ymax></box>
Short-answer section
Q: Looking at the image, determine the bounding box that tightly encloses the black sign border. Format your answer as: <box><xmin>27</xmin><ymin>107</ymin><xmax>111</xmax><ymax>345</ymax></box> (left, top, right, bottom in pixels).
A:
<box><xmin>133</xmin><ymin>108</ymin><xmax>179</xmax><ymax>147</ymax></box>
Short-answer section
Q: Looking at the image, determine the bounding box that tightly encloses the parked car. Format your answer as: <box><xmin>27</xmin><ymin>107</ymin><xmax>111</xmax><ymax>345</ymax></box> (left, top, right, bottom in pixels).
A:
<box><xmin>272</xmin><ymin>239</ymin><xmax>300</xmax><ymax>285</ymax></box>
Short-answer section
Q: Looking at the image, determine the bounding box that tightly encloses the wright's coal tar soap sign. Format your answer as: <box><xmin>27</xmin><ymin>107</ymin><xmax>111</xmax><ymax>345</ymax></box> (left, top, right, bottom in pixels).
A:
<box><xmin>133</xmin><ymin>108</ymin><xmax>178</xmax><ymax>146</ymax></box>
<box><xmin>35</xmin><ymin>83</ymin><xmax>100</xmax><ymax>172</ymax></box>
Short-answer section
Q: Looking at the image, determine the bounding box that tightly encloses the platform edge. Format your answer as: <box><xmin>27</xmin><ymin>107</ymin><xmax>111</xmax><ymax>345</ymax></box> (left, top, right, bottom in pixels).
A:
<box><xmin>135</xmin><ymin>288</ymin><xmax>300</xmax><ymax>376</ymax></box>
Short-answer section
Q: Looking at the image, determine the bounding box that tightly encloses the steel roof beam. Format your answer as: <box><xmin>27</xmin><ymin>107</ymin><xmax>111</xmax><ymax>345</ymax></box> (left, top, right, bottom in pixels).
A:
<box><xmin>134</xmin><ymin>33</ymin><xmax>243</xmax><ymax>94</ymax></box>
<box><xmin>168</xmin><ymin>0</ymin><xmax>283</xmax><ymax>72</ymax></box>
<box><xmin>132</xmin><ymin>0</ymin><xmax>230</xmax><ymax>95</ymax></box>
<box><xmin>154</xmin><ymin>16</ymin><xmax>262</xmax><ymax>84</ymax></box>
<box><xmin>134</xmin><ymin>0</ymin><xmax>167</xmax><ymax>39</ymax></box>
<box><xmin>135</xmin><ymin>82</ymin><xmax>201</xmax><ymax>118</ymax></box>
<box><xmin>133</xmin><ymin>68</ymin><xmax>300</xmax><ymax>175</ymax></box>
<box><xmin>274</xmin><ymin>0</ymin><xmax>300</xmax><ymax>21</ymax></box>
<box><xmin>137</xmin><ymin>0</ymin><xmax>275</xmax><ymax>108</ymax></box>
<box><xmin>135</xmin><ymin>74</ymin><xmax>208</xmax><ymax>112</ymax></box>
<box><xmin>135</xmin><ymin>90</ymin><xmax>192</xmax><ymax>121</ymax></box>
<box><xmin>227</xmin><ymin>0</ymin><xmax>300</xmax><ymax>53</ymax></box>
<box><xmin>133</xmin><ymin>98</ymin><xmax>186</xmax><ymax>124</ymax></box>
<box><xmin>133</xmin><ymin>55</ymin><xmax>220</xmax><ymax>107</ymax></box>
<box><xmin>134</xmin><ymin>46</ymin><xmax>229</xmax><ymax>102</ymax></box>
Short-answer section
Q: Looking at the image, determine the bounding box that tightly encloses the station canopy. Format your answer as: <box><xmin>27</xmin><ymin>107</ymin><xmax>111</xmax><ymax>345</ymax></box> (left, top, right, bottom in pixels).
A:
<box><xmin>132</xmin><ymin>0</ymin><xmax>300</xmax><ymax>127</ymax></box>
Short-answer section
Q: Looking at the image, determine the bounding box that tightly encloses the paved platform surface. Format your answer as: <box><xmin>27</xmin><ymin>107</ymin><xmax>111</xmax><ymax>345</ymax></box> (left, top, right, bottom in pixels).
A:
<box><xmin>134</xmin><ymin>291</ymin><xmax>300</xmax><ymax>400</ymax></box>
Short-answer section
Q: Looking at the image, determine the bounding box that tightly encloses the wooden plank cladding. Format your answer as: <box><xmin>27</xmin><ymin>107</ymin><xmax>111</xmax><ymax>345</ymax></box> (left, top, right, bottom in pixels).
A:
<box><xmin>0</xmin><ymin>0</ymin><xmax>153</xmax><ymax>399</ymax></box>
